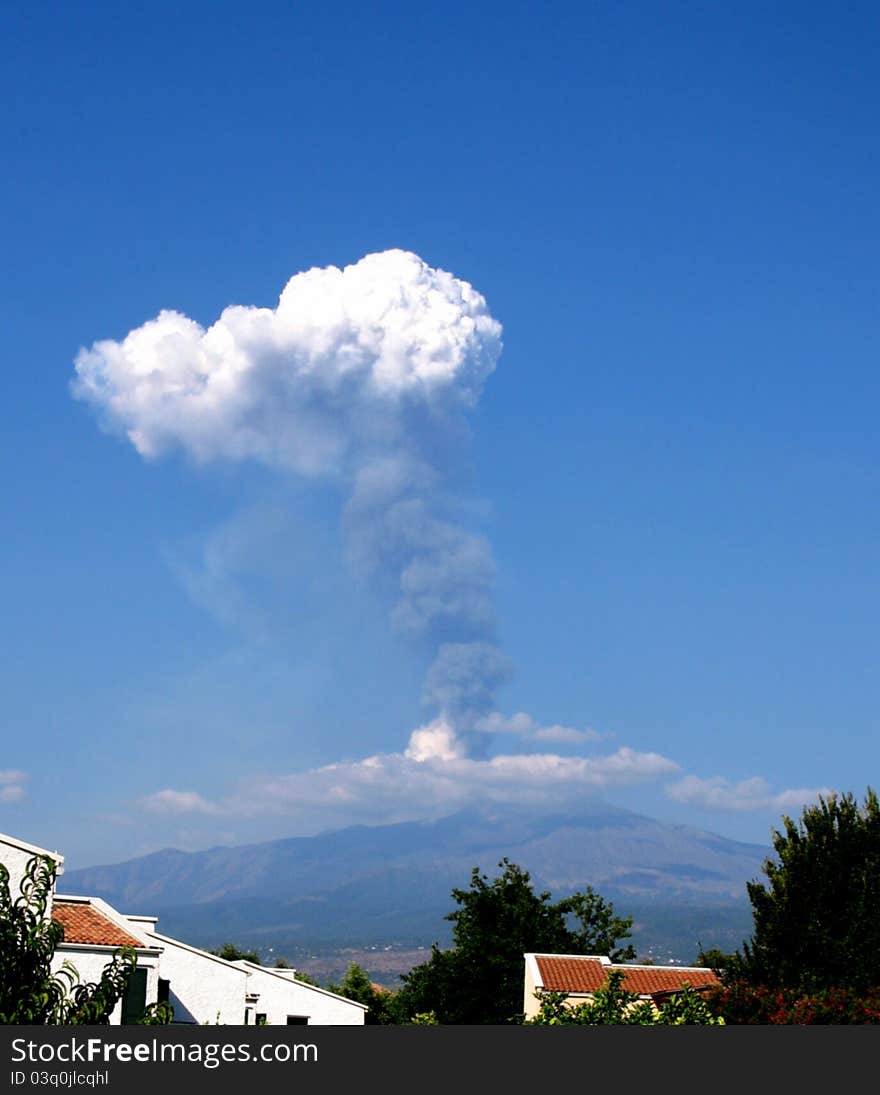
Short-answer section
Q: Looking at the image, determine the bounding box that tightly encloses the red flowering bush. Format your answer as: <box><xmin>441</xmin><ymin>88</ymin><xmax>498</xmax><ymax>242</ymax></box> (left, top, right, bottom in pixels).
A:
<box><xmin>707</xmin><ymin>981</ymin><xmax>880</xmax><ymax>1024</ymax></box>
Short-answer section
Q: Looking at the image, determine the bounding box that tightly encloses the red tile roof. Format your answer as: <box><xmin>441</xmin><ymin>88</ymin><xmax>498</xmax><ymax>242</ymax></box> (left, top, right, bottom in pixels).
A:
<box><xmin>534</xmin><ymin>955</ymin><xmax>720</xmax><ymax>998</ymax></box>
<box><xmin>52</xmin><ymin>902</ymin><xmax>144</xmax><ymax>949</ymax></box>
<box><xmin>536</xmin><ymin>956</ymin><xmax>608</xmax><ymax>993</ymax></box>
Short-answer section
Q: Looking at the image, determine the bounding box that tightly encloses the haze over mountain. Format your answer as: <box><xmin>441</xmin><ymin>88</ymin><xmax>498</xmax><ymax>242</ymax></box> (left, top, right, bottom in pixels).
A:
<box><xmin>61</xmin><ymin>803</ymin><xmax>767</xmax><ymax>967</ymax></box>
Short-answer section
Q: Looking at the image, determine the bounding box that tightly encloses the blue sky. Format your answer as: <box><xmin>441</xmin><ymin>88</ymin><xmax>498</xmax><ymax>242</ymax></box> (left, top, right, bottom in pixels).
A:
<box><xmin>3</xmin><ymin>2</ymin><xmax>879</xmax><ymax>868</ymax></box>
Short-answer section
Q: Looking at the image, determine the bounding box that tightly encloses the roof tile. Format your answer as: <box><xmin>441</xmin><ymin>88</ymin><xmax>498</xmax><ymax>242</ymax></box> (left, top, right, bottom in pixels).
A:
<box><xmin>535</xmin><ymin>955</ymin><xmax>720</xmax><ymax>998</ymax></box>
<box><xmin>52</xmin><ymin>902</ymin><xmax>144</xmax><ymax>949</ymax></box>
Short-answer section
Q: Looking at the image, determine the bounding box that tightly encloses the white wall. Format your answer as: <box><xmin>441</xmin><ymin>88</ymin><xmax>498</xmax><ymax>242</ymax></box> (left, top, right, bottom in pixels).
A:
<box><xmin>50</xmin><ymin>945</ymin><xmax>161</xmax><ymax>1025</ymax></box>
<box><xmin>0</xmin><ymin>832</ymin><xmax>63</xmax><ymax>916</ymax></box>
<box><xmin>236</xmin><ymin>962</ymin><xmax>366</xmax><ymax>1026</ymax></box>
<box><xmin>138</xmin><ymin>931</ymin><xmax>250</xmax><ymax>1025</ymax></box>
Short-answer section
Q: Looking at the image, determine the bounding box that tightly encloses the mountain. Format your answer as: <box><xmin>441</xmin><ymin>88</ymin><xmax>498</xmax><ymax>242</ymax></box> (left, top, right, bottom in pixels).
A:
<box><xmin>61</xmin><ymin>804</ymin><xmax>768</xmax><ymax>970</ymax></box>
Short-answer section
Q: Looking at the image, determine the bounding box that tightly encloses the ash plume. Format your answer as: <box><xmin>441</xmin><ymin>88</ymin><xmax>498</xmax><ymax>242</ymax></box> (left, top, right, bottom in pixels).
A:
<box><xmin>73</xmin><ymin>250</ymin><xmax>506</xmax><ymax>746</ymax></box>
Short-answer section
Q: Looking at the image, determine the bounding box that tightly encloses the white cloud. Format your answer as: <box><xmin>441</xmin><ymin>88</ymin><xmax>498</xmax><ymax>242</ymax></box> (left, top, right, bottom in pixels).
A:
<box><xmin>665</xmin><ymin>775</ymin><xmax>833</xmax><ymax>813</ymax></box>
<box><xmin>140</xmin><ymin>723</ymin><xmax>680</xmax><ymax>828</ymax></box>
<box><xmin>0</xmin><ymin>770</ymin><xmax>26</xmax><ymax>803</ymax></box>
<box><xmin>72</xmin><ymin>250</ymin><xmax>501</xmax><ymax>474</ymax></box>
<box><xmin>141</xmin><ymin>790</ymin><xmax>221</xmax><ymax>816</ymax></box>
<box><xmin>404</xmin><ymin>717</ymin><xmax>467</xmax><ymax>762</ymax></box>
<box><xmin>475</xmin><ymin>711</ymin><xmax>602</xmax><ymax>745</ymax></box>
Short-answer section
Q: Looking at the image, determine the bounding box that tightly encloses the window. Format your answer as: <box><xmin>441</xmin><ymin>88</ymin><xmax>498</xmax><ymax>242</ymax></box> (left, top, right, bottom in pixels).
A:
<box><xmin>286</xmin><ymin>1016</ymin><xmax>309</xmax><ymax>1025</ymax></box>
<box><xmin>158</xmin><ymin>979</ymin><xmax>170</xmax><ymax>1004</ymax></box>
<box><xmin>256</xmin><ymin>1013</ymin><xmax>267</xmax><ymax>1025</ymax></box>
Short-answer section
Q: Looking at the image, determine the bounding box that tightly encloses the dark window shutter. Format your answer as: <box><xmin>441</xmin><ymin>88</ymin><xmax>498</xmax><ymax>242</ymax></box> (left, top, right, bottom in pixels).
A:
<box><xmin>121</xmin><ymin>968</ymin><xmax>148</xmax><ymax>1024</ymax></box>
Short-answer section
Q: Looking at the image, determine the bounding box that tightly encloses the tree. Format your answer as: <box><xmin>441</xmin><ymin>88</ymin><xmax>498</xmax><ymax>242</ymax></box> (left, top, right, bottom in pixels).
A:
<box><xmin>289</xmin><ymin>969</ymin><xmax>321</xmax><ymax>986</ymax></box>
<box><xmin>212</xmin><ymin>943</ymin><xmax>260</xmax><ymax>963</ymax></box>
<box><xmin>694</xmin><ymin>945</ymin><xmax>737</xmax><ymax>978</ymax></box>
<box><xmin>528</xmin><ymin>969</ymin><xmax>724</xmax><ymax>1025</ymax></box>
<box><xmin>395</xmin><ymin>858</ymin><xmax>635</xmax><ymax>1024</ymax></box>
<box><xmin>739</xmin><ymin>788</ymin><xmax>880</xmax><ymax>992</ymax></box>
<box><xmin>326</xmin><ymin>962</ymin><xmax>399</xmax><ymax>1024</ymax></box>
<box><xmin>555</xmin><ymin>887</ymin><xmax>638</xmax><ymax>962</ymax></box>
<box><xmin>0</xmin><ymin>853</ymin><xmax>157</xmax><ymax>1024</ymax></box>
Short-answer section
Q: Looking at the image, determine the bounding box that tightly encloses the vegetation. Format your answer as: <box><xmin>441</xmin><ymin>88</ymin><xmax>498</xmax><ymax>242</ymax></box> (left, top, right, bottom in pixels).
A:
<box><xmin>706</xmin><ymin>981</ymin><xmax>880</xmax><ymax>1024</ymax></box>
<box><xmin>211</xmin><ymin>942</ymin><xmax>261</xmax><ymax>963</ymax></box>
<box><xmin>290</xmin><ymin>968</ymin><xmax>321</xmax><ymax>986</ymax></box>
<box><xmin>694</xmin><ymin>945</ymin><xmax>736</xmax><ymax>974</ymax></box>
<box><xmin>681</xmin><ymin>788</ymin><xmax>880</xmax><ymax>1023</ymax></box>
<box><xmin>0</xmin><ymin>853</ymin><xmax>167</xmax><ymax>1024</ymax></box>
<box><xmin>137</xmin><ymin>1001</ymin><xmax>175</xmax><ymax>1024</ymax></box>
<box><xmin>394</xmin><ymin>858</ymin><xmax>635</xmax><ymax>1024</ymax></box>
<box><xmin>529</xmin><ymin>969</ymin><xmax>724</xmax><ymax>1025</ymax></box>
<box><xmin>737</xmin><ymin>788</ymin><xmax>880</xmax><ymax>993</ymax></box>
<box><xmin>326</xmin><ymin>961</ymin><xmax>399</xmax><ymax>1024</ymax></box>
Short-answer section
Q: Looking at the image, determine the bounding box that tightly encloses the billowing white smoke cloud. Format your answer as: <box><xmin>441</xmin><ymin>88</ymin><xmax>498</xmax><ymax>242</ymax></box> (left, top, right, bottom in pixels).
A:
<box><xmin>73</xmin><ymin>250</ymin><xmax>500</xmax><ymax>472</ymax></box>
<box><xmin>73</xmin><ymin>250</ymin><xmax>506</xmax><ymax>738</ymax></box>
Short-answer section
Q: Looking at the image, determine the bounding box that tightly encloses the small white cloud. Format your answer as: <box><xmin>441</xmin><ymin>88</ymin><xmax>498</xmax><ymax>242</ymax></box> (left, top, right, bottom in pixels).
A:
<box><xmin>475</xmin><ymin>711</ymin><xmax>602</xmax><ymax>745</ymax></box>
<box><xmin>0</xmin><ymin>770</ymin><xmax>26</xmax><ymax>804</ymax></box>
<box><xmin>141</xmin><ymin>790</ymin><xmax>221</xmax><ymax>816</ymax></box>
<box><xmin>665</xmin><ymin>775</ymin><xmax>833</xmax><ymax>813</ymax></box>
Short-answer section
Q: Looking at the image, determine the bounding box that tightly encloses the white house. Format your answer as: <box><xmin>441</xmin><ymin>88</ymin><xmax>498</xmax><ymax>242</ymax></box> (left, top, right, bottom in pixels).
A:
<box><xmin>50</xmin><ymin>896</ymin><xmax>163</xmax><ymax>1024</ymax></box>
<box><xmin>110</xmin><ymin>918</ymin><xmax>366</xmax><ymax>1025</ymax></box>
<box><xmin>0</xmin><ymin>830</ymin><xmax>366</xmax><ymax>1025</ymax></box>
<box><xmin>0</xmin><ymin>832</ymin><xmax>160</xmax><ymax>1024</ymax></box>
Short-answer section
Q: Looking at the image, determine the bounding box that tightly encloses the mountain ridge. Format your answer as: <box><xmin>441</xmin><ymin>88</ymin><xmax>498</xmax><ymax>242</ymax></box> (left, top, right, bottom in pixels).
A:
<box><xmin>63</xmin><ymin>803</ymin><xmax>769</xmax><ymax>906</ymax></box>
<box><xmin>60</xmin><ymin>805</ymin><xmax>767</xmax><ymax>966</ymax></box>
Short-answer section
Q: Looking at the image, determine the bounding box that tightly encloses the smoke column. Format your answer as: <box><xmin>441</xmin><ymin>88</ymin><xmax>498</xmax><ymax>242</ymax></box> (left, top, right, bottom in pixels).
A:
<box><xmin>73</xmin><ymin>250</ymin><xmax>505</xmax><ymax>749</ymax></box>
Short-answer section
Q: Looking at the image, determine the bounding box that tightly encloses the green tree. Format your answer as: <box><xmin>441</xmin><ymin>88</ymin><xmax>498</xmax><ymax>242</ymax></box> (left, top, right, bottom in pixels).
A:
<box><xmin>694</xmin><ymin>945</ymin><xmax>738</xmax><ymax>978</ymax></box>
<box><xmin>395</xmin><ymin>858</ymin><xmax>635</xmax><ymax>1024</ymax></box>
<box><xmin>739</xmin><ymin>789</ymin><xmax>880</xmax><ymax>992</ymax></box>
<box><xmin>212</xmin><ymin>943</ymin><xmax>260</xmax><ymax>963</ymax></box>
<box><xmin>290</xmin><ymin>969</ymin><xmax>321</xmax><ymax>986</ymax></box>
<box><xmin>0</xmin><ymin>854</ymin><xmax>152</xmax><ymax>1024</ymax></box>
<box><xmin>555</xmin><ymin>887</ymin><xmax>638</xmax><ymax>963</ymax></box>
<box><xmin>326</xmin><ymin>962</ymin><xmax>399</xmax><ymax>1024</ymax></box>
